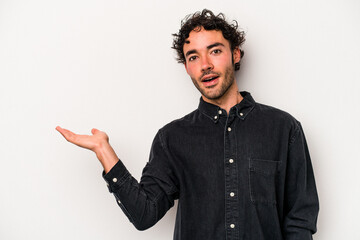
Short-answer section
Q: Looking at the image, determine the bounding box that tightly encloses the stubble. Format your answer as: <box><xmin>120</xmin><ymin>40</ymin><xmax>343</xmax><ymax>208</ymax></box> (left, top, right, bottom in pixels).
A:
<box><xmin>191</xmin><ymin>65</ymin><xmax>235</xmax><ymax>100</ymax></box>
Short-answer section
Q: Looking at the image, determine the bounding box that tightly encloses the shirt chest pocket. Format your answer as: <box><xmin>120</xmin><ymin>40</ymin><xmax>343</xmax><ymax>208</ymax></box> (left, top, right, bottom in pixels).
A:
<box><xmin>249</xmin><ymin>158</ymin><xmax>280</xmax><ymax>205</ymax></box>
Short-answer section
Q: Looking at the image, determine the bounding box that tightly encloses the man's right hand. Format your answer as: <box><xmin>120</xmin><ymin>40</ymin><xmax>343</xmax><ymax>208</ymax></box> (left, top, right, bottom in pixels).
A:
<box><xmin>55</xmin><ymin>126</ymin><xmax>119</xmax><ymax>173</ymax></box>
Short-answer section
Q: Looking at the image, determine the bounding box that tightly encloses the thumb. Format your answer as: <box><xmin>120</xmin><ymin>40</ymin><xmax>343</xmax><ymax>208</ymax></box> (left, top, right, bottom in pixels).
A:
<box><xmin>91</xmin><ymin>128</ymin><xmax>99</xmax><ymax>135</ymax></box>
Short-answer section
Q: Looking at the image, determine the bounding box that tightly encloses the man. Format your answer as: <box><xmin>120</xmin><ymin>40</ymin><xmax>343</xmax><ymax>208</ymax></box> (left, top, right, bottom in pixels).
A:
<box><xmin>56</xmin><ymin>9</ymin><xmax>319</xmax><ymax>240</ymax></box>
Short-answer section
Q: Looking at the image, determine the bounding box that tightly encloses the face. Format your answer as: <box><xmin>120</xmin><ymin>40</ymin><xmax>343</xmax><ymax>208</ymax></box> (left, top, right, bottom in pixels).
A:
<box><xmin>183</xmin><ymin>28</ymin><xmax>240</xmax><ymax>101</ymax></box>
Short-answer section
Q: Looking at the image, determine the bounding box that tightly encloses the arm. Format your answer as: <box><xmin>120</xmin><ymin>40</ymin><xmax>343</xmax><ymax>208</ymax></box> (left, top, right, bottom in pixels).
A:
<box><xmin>283</xmin><ymin>122</ymin><xmax>319</xmax><ymax>239</ymax></box>
<box><xmin>55</xmin><ymin>126</ymin><xmax>178</xmax><ymax>230</ymax></box>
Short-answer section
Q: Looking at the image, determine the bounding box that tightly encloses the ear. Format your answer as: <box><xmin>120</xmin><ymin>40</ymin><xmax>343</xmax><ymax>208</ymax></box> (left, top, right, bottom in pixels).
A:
<box><xmin>233</xmin><ymin>47</ymin><xmax>241</xmax><ymax>63</ymax></box>
<box><xmin>184</xmin><ymin>62</ymin><xmax>189</xmax><ymax>73</ymax></box>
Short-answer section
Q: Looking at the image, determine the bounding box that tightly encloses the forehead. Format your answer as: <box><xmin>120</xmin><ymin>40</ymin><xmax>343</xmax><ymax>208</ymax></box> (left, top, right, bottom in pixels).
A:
<box><xmin>183</xmin><ymin>28</ymin><xmax>230</xmax><ymax>51</ymax></box>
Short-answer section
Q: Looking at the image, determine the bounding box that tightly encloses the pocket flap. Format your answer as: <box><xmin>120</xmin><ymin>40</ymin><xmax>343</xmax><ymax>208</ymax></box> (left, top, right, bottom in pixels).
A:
<box><xmin>249</xmin><ymin>158</ymin><xmax>280</xmax><ymax>175</ymax></box>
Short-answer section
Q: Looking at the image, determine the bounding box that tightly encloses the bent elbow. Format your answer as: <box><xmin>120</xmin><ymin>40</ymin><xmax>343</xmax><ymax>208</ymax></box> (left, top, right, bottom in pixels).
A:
<box><xmin>133</xmin><ymin>220</ymin><xmax>156</xmax><ymax>231</ymax></box>
<box><xmin>130</xmin><ymin>201</ymin><xmax>159</xmax><ymax>231</ymax></box>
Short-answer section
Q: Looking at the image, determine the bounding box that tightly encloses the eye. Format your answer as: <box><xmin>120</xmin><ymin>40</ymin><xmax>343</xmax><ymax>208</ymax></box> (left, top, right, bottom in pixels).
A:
<box><xmin>188</xmin><ymin>56</ymin><xmax>198</xmax><ymax>62</ymax></box>
<box><xmin>212</xmin><ymin>49</ymin><xmax>222</xmax><ymax>54</ymax></box>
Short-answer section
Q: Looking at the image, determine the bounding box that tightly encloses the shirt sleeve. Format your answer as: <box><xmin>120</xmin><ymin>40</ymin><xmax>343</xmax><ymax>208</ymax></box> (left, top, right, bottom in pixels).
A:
<box><xmin>102</xmin><ymin>129</ymin><xmax>179</xmax><ymax>231</ymax></box>
<box><xmin>283</xmin><ymin>121</ymin><xmax>320</xmax><ymax>239</ymax></box>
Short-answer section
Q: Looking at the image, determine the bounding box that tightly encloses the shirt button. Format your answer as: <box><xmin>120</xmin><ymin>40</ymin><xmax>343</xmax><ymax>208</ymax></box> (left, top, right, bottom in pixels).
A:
<box><xmin>214</xmin><ymin>115</ymin><xmax>218</xmax><ymax>120</ymax></box>
<box><xmin>227</xmin><ymin>127</ymin><xmax>232</xmax><ymax>132</ymax></box>
<box><xmin>118</xmin><ymin>200</ymin><xmax>121</xmax><ymax>204</ymax></box>
<box><xmin>218</xmin><ymin>110</ymin><xmax>222</xmax><ymax>115</ymax></box>
<box><xmin>230</xmin><ymin>192</ymin><xmax>235</xmax><ymax>197</ymax></box>
<box><xmin>230</xmin><ymin>224</ymin><xmax>235</xmax><ymax>228</ymax></box>
<box><xmin>112</xmin><ymin>178</ymin><xmax>118</xmax><ymax>183</ymax></box>
<box><xmin>229</xmin><ymin>159</ymin><xmax>234</xmax><ymax>163</ymax></box>
<box><xmin>239</xmin><ymin>112</ymin><xmax>244</xmax><ymax>116</ymax></box>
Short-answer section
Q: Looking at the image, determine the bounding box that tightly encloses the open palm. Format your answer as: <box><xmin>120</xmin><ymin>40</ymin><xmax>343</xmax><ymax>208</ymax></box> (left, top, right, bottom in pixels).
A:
<box><xmin>55</xmin><ymin>126</ymin><xmax>108</xmax><ymax>152</ymax></box>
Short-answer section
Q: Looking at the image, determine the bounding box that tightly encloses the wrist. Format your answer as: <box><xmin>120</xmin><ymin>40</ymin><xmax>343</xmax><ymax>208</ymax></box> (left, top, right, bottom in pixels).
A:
<box><xmin>94</xmin><ymin>140</ymin><xmax>109</xmax><ymax>156</ymax></box>
<box><xmin>95</xmin><ymin>141</ymin><xmax>119</xmax><ymax>173</ymax></box>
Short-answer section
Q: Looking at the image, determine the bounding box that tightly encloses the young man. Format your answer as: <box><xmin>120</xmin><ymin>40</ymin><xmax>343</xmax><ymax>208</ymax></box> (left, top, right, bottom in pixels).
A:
<box><xmin>56</xmin><ymin>9</ymin><xmax>319</xmax><ymax>240</ymax></box>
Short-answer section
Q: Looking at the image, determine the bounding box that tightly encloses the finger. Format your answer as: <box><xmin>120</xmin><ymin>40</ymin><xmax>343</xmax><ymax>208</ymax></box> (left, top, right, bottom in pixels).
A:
<box><xmin>55</xmin><ymin>126</ymin><xmax>66</xmax><ymax>137</ymax></box>
<box><xmin>56</xmin><ymin>126</ymin><xmax>76</xmax><ymax>142</ymax></box>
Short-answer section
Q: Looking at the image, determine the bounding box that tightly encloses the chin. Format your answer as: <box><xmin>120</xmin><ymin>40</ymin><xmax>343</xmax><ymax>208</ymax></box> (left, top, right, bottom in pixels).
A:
<box><xmin>202</xmin><ymin>91</ymin><xmax>223</xmax><ymax>100</ymax></box>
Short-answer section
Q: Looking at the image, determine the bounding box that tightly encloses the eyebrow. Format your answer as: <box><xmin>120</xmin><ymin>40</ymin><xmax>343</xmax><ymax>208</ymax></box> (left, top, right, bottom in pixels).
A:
<box><xmin>184</xmin><ymin>42</ymin><xmax>225</xmax><ymax>58</ymax></box>
<box><xmin>207</xmin><ymin>42</ymin><xmax>225</xmax><ymax>50</ymax></box>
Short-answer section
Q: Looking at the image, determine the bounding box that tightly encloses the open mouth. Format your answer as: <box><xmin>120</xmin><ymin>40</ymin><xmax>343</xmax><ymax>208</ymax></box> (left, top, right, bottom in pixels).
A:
<box><xmin>201</xmin><ymin>75</ymin><xmax>220</xmax><ymax>87</ymax></box>
<box><xmin>202</xmin><ymin>76</ymin><xmax>219</xmax><ymax>82</ymax></box>
<box><xmin>202</xmin><ymin>74</ymin><xmax>219</xmax><ymax>82</ymax></box>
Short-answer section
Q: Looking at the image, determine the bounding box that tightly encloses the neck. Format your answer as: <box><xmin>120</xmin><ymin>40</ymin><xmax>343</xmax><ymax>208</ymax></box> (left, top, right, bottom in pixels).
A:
<box><xmin>202</xmin><ymin>80</ymin><xmax>243</xmax><ymax>115</ymax></box>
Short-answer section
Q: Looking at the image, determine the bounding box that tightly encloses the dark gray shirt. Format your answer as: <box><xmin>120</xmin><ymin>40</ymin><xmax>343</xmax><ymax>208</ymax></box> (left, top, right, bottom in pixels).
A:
<box><xmin>103</xmin><ymin>91</ymin><xmax>319</xmax><ymax>240</ymax></box>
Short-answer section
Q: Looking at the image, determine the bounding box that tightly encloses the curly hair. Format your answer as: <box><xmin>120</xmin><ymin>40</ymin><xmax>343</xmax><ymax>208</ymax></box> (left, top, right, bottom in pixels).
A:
<box><xmin>172</xmin><ymin>9</ymin><xmax>246</xmax><ymax>71</ymax></box>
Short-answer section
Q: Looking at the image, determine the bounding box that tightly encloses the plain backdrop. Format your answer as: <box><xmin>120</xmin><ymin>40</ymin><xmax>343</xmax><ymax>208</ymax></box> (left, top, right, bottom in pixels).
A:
<box><xmin>1</xmin><ymin>0</ymin><xmax>359</xmax><ymax>239</ymax></box>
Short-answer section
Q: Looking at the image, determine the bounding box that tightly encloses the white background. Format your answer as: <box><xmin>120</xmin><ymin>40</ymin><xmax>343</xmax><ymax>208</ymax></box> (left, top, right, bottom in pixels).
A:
<box><xmin>1</xmin><ymin>0</ymin><xmax>359</xmax><ymax>239</ymax></box>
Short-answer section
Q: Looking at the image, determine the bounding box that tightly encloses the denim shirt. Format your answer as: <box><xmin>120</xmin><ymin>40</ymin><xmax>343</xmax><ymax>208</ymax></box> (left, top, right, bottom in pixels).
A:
<box><xmin>103</xmin><ymin>91</ymin><xmax>319</xmax><ymax>240</ymax></box>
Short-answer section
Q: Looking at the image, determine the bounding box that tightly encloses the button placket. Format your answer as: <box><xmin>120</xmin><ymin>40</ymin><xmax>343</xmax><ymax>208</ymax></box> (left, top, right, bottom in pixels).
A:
<box><xmin>224</xmin><ymin>115</ymin><xmax>239</xmax><ymax>238</ymax></box>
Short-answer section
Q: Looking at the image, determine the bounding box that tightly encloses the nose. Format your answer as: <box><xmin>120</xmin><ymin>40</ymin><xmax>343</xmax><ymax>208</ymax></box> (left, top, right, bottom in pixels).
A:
<box><xmin>201</xmin><ymin>55</ymin><xmax>213</xmax><ymax>72</ymax></box>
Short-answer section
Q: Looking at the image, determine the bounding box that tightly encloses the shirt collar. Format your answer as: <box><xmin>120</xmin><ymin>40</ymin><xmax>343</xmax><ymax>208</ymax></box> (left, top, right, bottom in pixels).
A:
<box><xmin>198</xmin><ymin>91</ymin><xmax>256</xmax><ymax>123</ymax></box>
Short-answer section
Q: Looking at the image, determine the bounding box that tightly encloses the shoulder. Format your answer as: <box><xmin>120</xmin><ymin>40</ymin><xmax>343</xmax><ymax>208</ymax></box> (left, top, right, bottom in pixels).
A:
<box><xmin>156</xmin><ymin>109</ymin><xmax>200</xmax><ymax>137</ymax></box>
<box><xmin>253</xmin><ymin>101</ymin><xmax>301</xmax><ymax>137</ymax></box>
<box><xmin>256</xmin><ymin>102</ymin><xmax>298</xmax><ymax>121</ymax></box>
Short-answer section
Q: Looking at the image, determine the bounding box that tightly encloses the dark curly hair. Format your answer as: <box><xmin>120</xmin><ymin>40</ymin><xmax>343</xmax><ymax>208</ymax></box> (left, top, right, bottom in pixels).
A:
<box><xmin>172</xmin><ymin>9</ymin><xmax>246</xmax><ymax>71</ymax></box>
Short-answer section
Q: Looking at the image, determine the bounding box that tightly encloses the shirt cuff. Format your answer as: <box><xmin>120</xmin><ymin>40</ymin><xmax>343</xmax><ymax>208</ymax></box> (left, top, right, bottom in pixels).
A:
<box><xmin>102</xmin><ymin>159</ymin><xmax>131</xmax><ymax>193</ymax></box>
